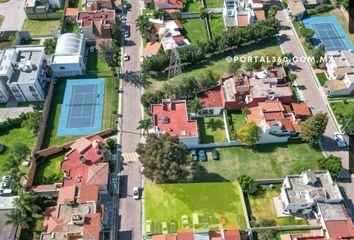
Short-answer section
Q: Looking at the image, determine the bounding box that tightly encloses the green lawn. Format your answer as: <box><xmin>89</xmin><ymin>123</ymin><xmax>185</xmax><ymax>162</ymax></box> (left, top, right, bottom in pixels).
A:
<box><xmin>0</xmin><ymin>33</ymin><xmax>16</xmax><ymax>49</ymax></box>
<box><xmin>184</xmin><ymin>0</ymin><xmax>202</xmax><ymax>12</ymax></box>
<box><xmin>316</xmin><ymin>72</ymin><xmax>328</xmax><ymax>86</ymax></box>
<box><xmin>86</xmin><ymin>51</ymin><xmax>111</xmax><ymax>76</ymax></box>
<box><xmin>182</xmin><ymin>19</ymin><xmax>208</xmax><ymax>44</ymax></box>
<box><xmin>198</xmin><ymin>116</ymin><xmax>227</xmax><ymax>143</ymax></box>
<box><xmin>329</xmin><ymin>100</ymin><xmax>354</xmax><ymax>125</ymax></box>
<box><xmin>228</xmin><ymin>111</ymin><xmax>246</xmax><ymax>140</ymax></box>
<box><xmin>144</xmin><ymin>182</ymin><xmax>247</xmax><ymax>235</ymax></box>
<box><xmin>145</xmin><ymin>38</ymin><xmax>282</xmax><ymax>93</ymax></box>
<box><xmin>209</xmin><ymin>14</ymin><xmax>225</xmax><ymax>38</ymax></box>
<box><xmin>0</xmin><ymin>126</ymin><xmax>36</xmax><ymax>177</ymax></box>
<box><xmin>33</xmin><ymin>151</ymin><xmax>66</xmax><ymax>185</ymax></box>
<box><xmin>193</xmin><ymin>140</ymin><xmax>322</xmax><ymax>182</ymax></box>
<box><xmin>292</xmin><ymin>21</ymin><xmax>314</xmax><ymax>57</ymax></box>
<box><xmin>247</xmin><ymin>184</ymin><xmax>308</xmax><ymax>226</ymax></box>
<box><xmin>205</xmin><ymin>0</ymin><xmax>224</xmax><ymax>8</ymax></box>
<box><xmin>22</xmin><ymin>18</ymin><xmax>61</xmax><ymax>36</ymax></box>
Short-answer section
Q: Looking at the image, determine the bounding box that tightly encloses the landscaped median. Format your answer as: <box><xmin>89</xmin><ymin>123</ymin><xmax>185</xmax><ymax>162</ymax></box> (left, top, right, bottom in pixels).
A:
<box><xmin>144</xmin><ymin>182</ymin><xmax>247</xmax><ymax>235</ymax></box>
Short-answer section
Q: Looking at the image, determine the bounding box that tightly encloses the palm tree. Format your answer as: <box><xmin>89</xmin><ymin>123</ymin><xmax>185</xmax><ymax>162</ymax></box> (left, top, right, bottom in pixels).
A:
<box><xmin>190</xmin><ymin>98</ymin><xmax>203</xmax><ymax>115</ymax></box>
<box><xmin>5</xmin><ymin>209</ymin><xmax>31</xmax><ymax>229</ymax></box>
<box><xmin>137</xmin><ymin>118</ymin><xmax>152</xmax><ymax>135</ymax></box>
<box><xmin>135</xmin><ymin>14</ymin><xmax>150</xmax><ymax>39</ymax></box>
<box><xmin>16</xmin><ymin>191</ymin><xmax>41</xmax><ymax>214</ymax></box>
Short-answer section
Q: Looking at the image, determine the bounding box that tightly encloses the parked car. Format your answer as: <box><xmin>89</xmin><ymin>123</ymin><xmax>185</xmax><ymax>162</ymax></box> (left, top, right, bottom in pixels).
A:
<box><xmin>333</xmin><ymin>132</ymin><xmax>347</xmax><ymax>148</ymax></box>
<box><xmin>0</xmin><ymin>189</ymin><xmax>13</xmax><ymax>196</ymax></box>
<box><xmin>212</xmin><ymin>149</ymin><xmax>219</xmax><ymax>160</ymax></box>
<box><xmin>2</xmin><ymin>176</ymin><xmax>10</xmax><ymax>182</ymax></box>
<box><xmin>124</xmin><ymin>53</ymin><xmax>130</xmax><ymax>61</ymax></box>
<box><xmin>89</xmin><ymin>46</ymin><xmax>95</xmax><ymax>53</ymax></box>
<box><xmin>0</xmin><ymin>181</ymin><xmax>9</xmax><ymax>188</ymax></box>
<box><xmin>124</xmin><ymin>28</ymin><xmax>130</xmax><ymax>38</ymax></box>
<box><xmin>198</xmin><ymin>149</ymin><xmax>206</xmax><ymax>161</ymax></box>
<box><xmin>161</xmin><ymin>222</ymin><xmax>168</xmax><ymax>234</ymax></box>
<box><xmin>145</xmin><ymin>220</ymin><xmax>152</xmax><ymax>235</ymax></box>
<box><xmin>181</xmin><ymin>215</ymin><xmax>189</xmax><ymax>229</ymax></box>
<box><xmin>124</xmin><ymin>2</ymin><xmax>132</xmax><ymax>9</ymax></box>
<box><xmin>132</xmin><ymin>187</ymin><xmax>140</xmax><ymax>200</ymax></box>
<box><xmin>191</xmin><ymin>149</ymin><xmax>198</xmax><ymax>161</ymax></box>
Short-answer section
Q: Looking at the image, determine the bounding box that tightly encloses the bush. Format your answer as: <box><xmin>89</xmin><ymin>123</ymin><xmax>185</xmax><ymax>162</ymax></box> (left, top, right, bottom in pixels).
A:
<box><xmin>344</xmin><ymin>99</ymin><xmax>349</xmax><ymax>104</ymax></box>
<box><xmin>237</xmin><ymin>175</ymin><xmax>259</xmax><ymax>195</ymax></box>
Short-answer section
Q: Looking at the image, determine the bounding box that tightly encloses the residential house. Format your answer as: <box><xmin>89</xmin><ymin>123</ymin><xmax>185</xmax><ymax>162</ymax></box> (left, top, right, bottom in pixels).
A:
<box><xmin>40</xmin><ymin>185</ymin><xmax>104</xmax><ymax>240</ymax></box>
<box><xmin>0</xmin><ymin>46</ymin><xmax>49</xmax><ymax>103</ymax></box>
<box><xmin>324</xmin><ymin>50</ymin><xmax>354</xmax><ymax>96</ymax></box>
<box><xmin>246</xmin><ymin>100</ymin><xmax>304</xmax><ymax>138</ymax></box>
<box><xmin>143</xmin><ymin>41</ymin><xmax>162</xmax><ymax>58</ymax></box>
<box><xmin>50</xmin><ymin>33</ymin><xmax>86</xmax><ymax>77</ymax></box>
<box><xmin>279</xmin><ymin>170</ymin><xmax>342</xmax><ymax>215</ymax></box>
<box><xmin>81</xmin><ymin>0</ymin><xmax>115</xmax><ymax>11</ymax></box>
<box><xmin>222</xmin><ymin>0</ymin><xmax>265</xmax><ymax>28</ymax></box>
<box><xmin>146</xmin><ymin>19</ymin><xmax>190</xmax><ymax>52</ymax></box>
<box><xmin>149</xmin><ymin>229</ymin><xmax>241</xmax><ymax>240</ymax></box>
<box><xmin>24</xmin><ymin>0</ymin><xmax>64</xmax><ymax>20</ymax></box>
<box><xmin>197</xmin><ymin>68</ymin><xmax>292</xmax><ymax>116</ymax></box>
<box><xmin>77</xmin><ymin>9</ymin><xmax>116</xmax><ymax>43</ymax></box>
<box><xmin>287</xmin><ymin>0</ymin><xmax>305</xmax><ymax>20</ymax></box>
<box><xmin>60</xmin><ymin>136</ymin><xmax>111</xmax><ymax>192</ymax></box>
<box><xmin>154</xmin><ymin>0</ymin><xmax>183</xmax><ymax>13</ymax></box>
<box><xmin>150</xmin><ymin>99</ymin><xmax>199</xmax><ymax>147</ymax></box>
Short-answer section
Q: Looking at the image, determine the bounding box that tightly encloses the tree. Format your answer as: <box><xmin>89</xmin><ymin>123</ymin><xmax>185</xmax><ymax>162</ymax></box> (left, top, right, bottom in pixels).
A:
<box><xmin>299</xmin><ymin>112</ymin><xmax>328</xmax><ymax>145</ymax></box>
<box><xmin>190</xmin><ymin>98</ymin><xmax>203</xmax><ymax>114</ymax></box>
<box><xmin>200</xmin><ymin>7</ymin><xmax>207</xmax><ymax>18</ymax></box>
<box><xmin>22</xmin><ymin>111</ymin><xmax>41</xmax><ymax>134</ymax></box>
<box><xmin>268</xmin><ymin>5</ymin><xmax>278</xmax><ymax>18</ymax></box>
<box><xmin>135</xmin><ymin>14</ymin><xmax>150</xmax><ymax>38</ymax></box>
<box><xmin>343</xmin><ymin>109</ymin><xmax>354</xmax><ymax>135</ymax></box>
<box><xmin>288</xmin><ymin>72</ymin><xmax>297</xmax><ymax>84</ymax></box>
<box><xmin>136</xmin><ymin>134</ymin><xmax>192</xmax><ymax>183</ymax></box>
<box><xmin>99</xmin><ymin>43</ymin><xmax>118</xmax><ymax>72</ymax></box>
<box><xmin>236</xmin><ymin>122</ymin><xmax>261</xmax><ymax>147</ymax></box>
<box><xmin>244</xmin><ymin>59</ymin><xmax>262</xmax><ymax>71</ymax></box>
<box><xmin>300</xmin><ymin>27</ymin><xmax>315</xmax><ymax>42</ymax></box>
<box><xmin>5</xmin><ymin>209</ymin><xmax>31</xmax><ymax>229</ymax></box>
<box><xmin>317</xmin><ymin>155</ymin><xmax>342</xmax><ymax>176</ymax></box>
<box><xmin>227</xmin><ymin>60</ymin><xmax>242</xmax><ymax>75</ymax></box>
<box><xmin>313</xmin><ymin>44</ymin><xmax>326</xmax><ymax>68</ymax></box>
<box><xmin>10</xmin><ymin>143</ymin><xmax>31</xmax><ymax>160</ymax></box>
<box><xmin>43</xmin><ymin>39</ymin><xmax>57</xmax><ymax>55</ymax></box>
<box><xmin>137</xmin><ymin>118</ymin><xmax>152</xmax><ymax>135</ymax></box>
<box><xmin>237</xmin><ymin>175</ymin><xmax>259</xmax><ymax>195</ymax></box>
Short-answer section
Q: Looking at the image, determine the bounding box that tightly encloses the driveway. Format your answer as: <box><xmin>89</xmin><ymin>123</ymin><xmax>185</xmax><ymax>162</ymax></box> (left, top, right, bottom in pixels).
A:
<box><xmin>275</xmin><ymin>7</ymin><xmax>349</xmax><ymax>169</ymax></box>
<box><xmin>0</xmin><ymin>0</ymin><xmax>26</xmax><ymax>31</ymax></box>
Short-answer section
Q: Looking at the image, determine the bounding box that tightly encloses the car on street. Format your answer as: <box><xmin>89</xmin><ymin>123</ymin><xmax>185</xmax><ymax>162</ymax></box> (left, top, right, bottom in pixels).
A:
<box><xmin>334</xmin><ymin>132</ymin><xmax>347</xmax><ymax>148</ymax></box>
<box><xmin>132</xmin><ymin>187</ymin><xmax>140</xmax><ymax>200</ymax></box>
<box><xmin>161</xmin><ymin>222</ymin><xmax>168</xmax><ymax>234</ymax></box>
<box><xmin>191</xmin><ymin>149</ymin><xmax>198</xmax><ymax>161</ymax></box>
<box><xmin>125</xmin><ymin>29</ymin><xmax>130</xmax><ymax>38</ymax></box>
<box><xmin>212</xmin><ymin>149</ymin><xmax>219</xmax><ymax>160</ymax></box>
<box><xmin>124</xmin><ymin>2</ymin><xmax>132</xmax><ymax>10</ymax></box>
<box><xmin>198</xmin><ymin>149</ymin><xmax>206</xmax><ymax>161</ymax></box>
<box><xmin>124</xmin><ymin>53</ymin><xmax>130</xmax><ymax>61</ymax></box>
<box><xmin>0</xmin><ymin>189</ymin><xmax>13</xmax><ymax>196</ymax></box>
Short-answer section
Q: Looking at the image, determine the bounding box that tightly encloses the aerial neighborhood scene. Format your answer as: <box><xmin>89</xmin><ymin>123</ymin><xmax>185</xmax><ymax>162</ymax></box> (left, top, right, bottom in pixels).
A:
<box><xmin>0</xmin><ymin>0</ymin><xmax>353</xmax><ymax>239</ymax></box>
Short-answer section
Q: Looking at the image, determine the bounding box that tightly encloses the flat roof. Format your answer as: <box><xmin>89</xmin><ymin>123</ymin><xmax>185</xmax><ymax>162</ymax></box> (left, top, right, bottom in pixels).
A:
<box><xmin>318</xmin><ymin>203</ymin><xmax>347</xmax><ymax>221</ymax></box>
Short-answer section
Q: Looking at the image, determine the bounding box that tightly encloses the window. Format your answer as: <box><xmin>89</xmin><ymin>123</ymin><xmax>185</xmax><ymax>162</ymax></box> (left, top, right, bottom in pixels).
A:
<box><xmin>60</xmin><ymin>66</ymin><xmax>66</xmax><ymax>70</ymax></box>
<box><xmin>11</xmin><ymin>88</ymin><xmax>19</xmax><ymax>93</ymax></box>
<box><xmin>29</xmin><ymin>86</ymin><xmax>35</xmax><ymax>92</ymax></box>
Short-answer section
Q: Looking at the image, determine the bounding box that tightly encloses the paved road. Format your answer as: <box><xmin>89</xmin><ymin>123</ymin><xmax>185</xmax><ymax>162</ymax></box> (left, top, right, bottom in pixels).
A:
<box><xmin>276</xmin><ymin>7</ymin><xmax>349</xmax><ymax>168</ymax></box>
<box><xmin>0</xmin><ymin>0</ymin><xmax>26</xmax><ymax>31</ymax></box>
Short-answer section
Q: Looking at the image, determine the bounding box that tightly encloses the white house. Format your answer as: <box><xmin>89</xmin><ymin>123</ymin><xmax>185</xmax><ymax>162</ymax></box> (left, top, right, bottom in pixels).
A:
<box><xmin>222</xmin><ymin>0</ymin><xmax>265</xmax><ymax>28</ymax></box>
<box><xmin>50</xmin><ymin>33</ymin><xmax>86</xmax><ymax>77</ymax></box>
<box><xmin>280</xmin><ymin>170</ymin><xmax>342</xmax><ymax>215</ymax></box>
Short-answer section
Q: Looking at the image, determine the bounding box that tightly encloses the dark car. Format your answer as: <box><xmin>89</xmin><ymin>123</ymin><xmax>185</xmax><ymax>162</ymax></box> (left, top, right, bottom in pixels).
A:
<box><xmin>191</xmin><ymin>149</ymin><xmax>198</xmax><ymax>161</ymax></box>
<box><xmin>198</xmin><ymin>149</ymin><xmax>206</xmax><ymax>161</ymax></box>
<box><xmin>212</xmin><ymin>149</ymin><xmax>219</xmax><ymax>160</ymax></box>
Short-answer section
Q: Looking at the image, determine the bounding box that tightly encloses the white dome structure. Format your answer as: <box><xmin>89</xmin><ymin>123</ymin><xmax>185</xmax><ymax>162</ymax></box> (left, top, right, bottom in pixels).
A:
<box><xmin>55</xmin><ymin>33</ymin><xmax>83</xmax><ymax>55</ymax></box>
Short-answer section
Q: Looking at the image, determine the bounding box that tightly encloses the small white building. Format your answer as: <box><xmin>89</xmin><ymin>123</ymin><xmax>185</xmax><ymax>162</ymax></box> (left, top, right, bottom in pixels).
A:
<box><xmin>280</xmin><ymin>170</ymin><xmax>342</xmax><ymax>215</ymax></box>
<box><xmin>50</xmin><ymin>33</ymin><xmax>86</xmax><ymax>77</ymax></box>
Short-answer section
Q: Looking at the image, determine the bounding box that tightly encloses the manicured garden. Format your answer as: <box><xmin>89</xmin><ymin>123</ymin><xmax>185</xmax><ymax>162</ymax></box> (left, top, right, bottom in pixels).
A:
<box><xmin>246</xmin><ymin>184</ymin><xmax>308</xmax><ymax>226</ymax></box>
<box><xmin>182</xmin><ymin>19</ymin><xmax>208</xmax><ymax>43</ymax></box>
<box><xmin>193</xmin><ymin>140</ymin><xmax>322</xmax><ymax>182</ymax></box>
<box><xmin>205</xmin><ymin>0</ymin><xmax>224</xmax><ymax>8</ymax></box>
<box><xmin>0</xmin><ymin>126</ymin><xmax>36</xmax><ymax>176</ymax></box>
<box><xmin>33</xmin><ymin>151</ymin><xmax>66</xmax><ymax>185</ymax></box>
<box><xmin>209</xmin><ymin>14</ymin><xmax>225</xmax><ymax>38</ymax></box>
<box><xmin>316</xmin><ymin>72</ymin><xmax>328</xmax><ymax>86</ymax></box>
<box><xmin>198</xmin><ymin>116</ymin><xmax>227</xmax><ymax>143</ymax></box>
<box><xmin>22</xmin><ymin>18</ymin><xmax>61</xmax><ymax>36</ymax></box>
<box><xmin>227</xmin><ymin>111</ymin><xmax>246</xmax><ymax>140</ymax></box>
<box><xmin>184</xmin><ymin>0</ymin><xmax>202</xmax><ymax>12</ymax></box>
<box><xmin>144</xmin><ymin>182</ymin><xmax>247</xmax><ymax>234</ymax></box>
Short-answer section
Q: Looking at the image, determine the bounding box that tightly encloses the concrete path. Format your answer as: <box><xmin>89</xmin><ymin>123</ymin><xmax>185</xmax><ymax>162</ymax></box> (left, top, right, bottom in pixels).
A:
<box><xmin>0</xmin><ymin>0</ymin><xmax>26</xmax><ymax>31</ymax></box>
<box><xmin>0</xmin><ymin>106</ymin><xmax>33</xmax><ymax>122</ymax></box>
<box><xmin>276</xmin><ymin>7</ymin><xmax>349</xmax><ymax>169</ymax></box>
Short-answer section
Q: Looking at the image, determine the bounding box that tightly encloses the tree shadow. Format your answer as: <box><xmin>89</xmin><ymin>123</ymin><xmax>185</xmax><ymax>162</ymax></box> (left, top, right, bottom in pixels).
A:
<box><xmin>206</xmin><ymin>118</ymin><xmax>224</xmax><ymax>131</ymax></box>
<box><xmin>191</xmin><ymin>164</ymin><xmax>229</xmax><ymax>183</ymax></box>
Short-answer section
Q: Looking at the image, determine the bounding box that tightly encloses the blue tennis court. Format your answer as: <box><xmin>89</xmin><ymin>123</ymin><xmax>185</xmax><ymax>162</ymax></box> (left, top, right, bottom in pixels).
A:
<box><xmin>303</xmin><ymin>16</ymin><xmax>353</xmax><ymax>51</ymax></box>
<box><xmin>57</xmin><ymin>78</ymin><xmax>105</xmax><ymax>136</ymax></box>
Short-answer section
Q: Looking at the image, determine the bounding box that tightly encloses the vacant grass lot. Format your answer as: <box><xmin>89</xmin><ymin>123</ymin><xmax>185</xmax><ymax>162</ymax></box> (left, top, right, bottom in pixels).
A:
<box><xmin>22</xmin><ymin>18</ymin><xmax>61</xmax><ymax>36</ymax></box>
<box><xmin>198</xmin><ymin>116</ymin><xmax>227</xmax><ymax>143</ymax></box>
<box><xmin>184</xmin><ymin>0</ymin><xmax>202</xmax><ymax>12</ymax></box>
<box><xmin>144</xmin><ymin>182</ymin><xmax>247</xmax><ymax>235</ymax></box>
<box><xmin>316</xmin><ymin>72</ymin><xmax>327</xmax><ymax>86</ymax></box>
<box><xmin>0</xmin><ymin>126</ymin><xmax>36</xmax><ymax>177</ymax></box>
<box><xmin>209</xmin><ymin>14</ymin><xmax>225</xmax><ymax>38</ymax></box>
<box><xmin>228</xmin><ymin>111</ymin><xmax>246</xmax><ymax>140</ymax></box>
<box><xmin>329</xmin><ymin>99</ymin><xmax>354</xmax><ymax>125</ymax></box>
<box><xmin>145</xmin><ymin>38</ymin><xmax>282</xmax><ymax>93</ymax></box>
<box><xmin>182</xmin><ymin>19</ymin><xmax>208</xmax><ymax>43</ymax></box>
<box><xmin>247</xmin><ymin>185</ymin><xmax>308</xmax><ymax>226</ymax></box>
<box><xmin>205</xmin><ymin>0</ymin><xmax>224</xmax><ymax>8</ymax></box>
<box><xmin>193</xmin><ymin>140</ymin><xmax>322</xmax><ymax>182</ymax></box>
<box><xmin>33</xmin><ymin>151</ymin><xmax>66</xmax><ymax>185</ymax></box>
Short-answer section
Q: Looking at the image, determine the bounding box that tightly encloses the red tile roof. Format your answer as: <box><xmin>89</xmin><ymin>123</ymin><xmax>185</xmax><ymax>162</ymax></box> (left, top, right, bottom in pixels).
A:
<box><xmin>174</xmin><ymin>19</ymin><xmax>183</xmax><ymax>29</ymax></box>
<box><xmin>87</xmin><ymin>162</ymin><xmax>109</xmax><ymax>185</ymax></box>
<box><xmin>264</xmin><ymin>111</ymin><xmax>284</xmax><ymax>121</ymax></box>
<box><xmin>151</xmin><ymin>100</ymin><xmax>198</xmax><ymax>138</ymax></box>
<box><xmin>254</xmin><ymin>9</ymin><xmax>265</xmax><ymax>21</ymax></box>
<box><xmin>172</xmin><ymin>35</ymin><xmax>186</xmax><ymax>42</ymax></box>
<box><xmin>57</xmin><ymin>186</ymin><xmax>76</xmax><ymax>204</ymax></box>
<box><xmin>280</xmin><ymin>119</ymin><xmax>295</xmax><ymax>132</ymax></box>
<box><xmin>65</xmin><ymin>7</ymin><xmax>78</xmax><ymax>16</ymax></box>
<box><xmin>258</xmin><ymin>100</ymin><xmax>285</xmax><ymax>112</ymax></box>
<box><xmin>197</xmin><ymin>85</ymin><xmax>224</xmax><ymax>108</ymax></box>
<box><xmin>237</xmin><ymin>15</ymin><xmax>249</xmax><ymax>26</ymax></box>
<box><xmin>42</xmin><ymin>206</ymin><xmax>57</xmax><ymax>232</ymax></box>
<box><xmin>291</xmin><ymin>102</ymin><xmax>311</xmax><ymax>116</ymax></box>
<box><xmin>83</xmin><ymin>213</ymin><xmax>102</xmax><ymax>239</ymax></box>
<box><xmin>224</xmin><ymin>229</ymin><xmax>241</xmax><ymax>240</ymax></box>
<box><xmin>154</xmin><ymin>0</ymin><xmax>183</xmax><ymax>9</ymax></box>
<box><xmin>79</xmin><ymin>184</ymin><xmax>99</xmax><ymax>203</ymax></box>
<box><xmin>32</xmin><ymin>184</ymin><xmax>57</xmax><ymax>192</ymax></box>
<box><xmin>144</xmin><ymin>41</ymin><xmax>162</xmax><ymax>57</ymax></box>
<box><xmin>177</xmin><ymin>232</ymin><xmax>194</xmax><ymax>240</ymax></box>
<box><xmin>325</xmin><ymin>219</ymin><xmax>354</xmax><ymax>239</ymax></box>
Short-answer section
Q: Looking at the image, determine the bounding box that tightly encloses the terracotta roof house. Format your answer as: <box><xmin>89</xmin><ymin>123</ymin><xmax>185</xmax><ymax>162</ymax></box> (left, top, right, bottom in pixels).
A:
<box><xmin>41</xmin><ymin>185</ymin><xmax>104</xmax><ymax>240</ymax></box>
<box><xmin>143</xmin><ymin>41</ymin><xmax>162</xmax><ymax>58</ymax></box>
<box><xmin>154</xmin><ymin>0</ymin><xmax>183</xmax><ymax>12</ymax></box>
<box><xmin>81</xmin><ymin>0</ymin><xmax>115</xmax><ymax>10</ymax></box>
<box><xmin>197</xmin><ymin>69</ymin><xmax>292</xmax><ymax>116</ymax></box>
<box><xmin>77</xmin><ymin>9</ymin><xmax>116</xmax><ymax>41</ymax></box>
<box><xmin>60</xmin><ymin>136</ymin><xmax>111</xmax><ymax>191</ymax></box>
<box><xmin>287</xmin><ymin>0</ymin><xmax>305</xmax><ymax>20</ymax></box>
<box><xmin>290</xmin><ymin>102</ymin><xmax>312</xmax><ymax>118</ymax></box>
<box><xmin>150</xmin><ymin>99</ymin><xmax>199</xmax><ymax>147</ymax></box>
